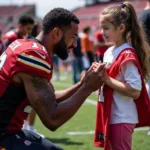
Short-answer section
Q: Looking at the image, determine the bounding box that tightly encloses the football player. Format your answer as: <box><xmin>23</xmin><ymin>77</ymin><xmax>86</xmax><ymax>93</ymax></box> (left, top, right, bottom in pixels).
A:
<box><xmin>0</xmin><ymin>8</ymin><xmax>105</xmax><ymax>149</ymax></box>
<box><xmin>3</xmin><ymin>15</ymin><xmax>34</xmax><ymax>49</ymax></box>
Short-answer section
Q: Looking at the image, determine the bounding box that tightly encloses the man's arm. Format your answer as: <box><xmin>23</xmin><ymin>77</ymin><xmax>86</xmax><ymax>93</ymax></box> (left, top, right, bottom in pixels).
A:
<box><xmin>54</xmin><ymin>82</ymin><xmax>82</xmax><ymax>102</ymax></box>
<box><xmin>19</xmin><ymin>73</ymin><xmax>92</xmax><ymax>131</ymax></box>
<box><xmin>49</xmin><ymin>81</ymin><xmax>82</xmax><ymax>103</ymax></box>
<box><xmin>16</xmin><ymin>63</ymin><xmax>105</xmax><ymax>131</ymax></box>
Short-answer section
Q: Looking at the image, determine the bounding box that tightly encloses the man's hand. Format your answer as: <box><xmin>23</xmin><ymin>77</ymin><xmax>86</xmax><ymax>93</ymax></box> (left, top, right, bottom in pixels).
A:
<box><xmin>82</xmin><ymin>62</ymin><xmax>105</xmax><ymax>91</ymax></box>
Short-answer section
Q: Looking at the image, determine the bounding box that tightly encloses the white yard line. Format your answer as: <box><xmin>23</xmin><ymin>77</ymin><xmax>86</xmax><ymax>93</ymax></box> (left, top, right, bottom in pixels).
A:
<box><xmin>86</xmin><ymin>99</ymin><xmax>97</xmax><ymax>105</ymax></box>
<box><xmin>67</xmin><ymin>131</ymin><xmax>94</xmax><ymax>135</ymax></box>
<box><xmin>52</xmin><ymin>81</ymin><xmax>71</xmax><ymax>87</ymax></box>
<box><xmin>67</xmin><ymin>127</ymin><xmax>149</xmax><ymax>136</ymax></box>
<box><xmin>134</xmin><ymin>127</ymin><xmax>149</xmax><ymax>131</ymax></box>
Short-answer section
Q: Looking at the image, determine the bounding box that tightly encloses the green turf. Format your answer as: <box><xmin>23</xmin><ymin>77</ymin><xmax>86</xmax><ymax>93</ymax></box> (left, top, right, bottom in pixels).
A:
<box><xmin>34</xmin><ymin>73</ymin><xmax>150</xmax><ymax>150</ymax></box>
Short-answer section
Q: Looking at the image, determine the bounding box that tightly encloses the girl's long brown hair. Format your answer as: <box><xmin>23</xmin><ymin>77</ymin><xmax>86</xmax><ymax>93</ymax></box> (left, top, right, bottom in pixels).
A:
<box><xmin>101</xmin><ymin>2</ymin><xmax>150</xmax><ymax>80</ymax></box>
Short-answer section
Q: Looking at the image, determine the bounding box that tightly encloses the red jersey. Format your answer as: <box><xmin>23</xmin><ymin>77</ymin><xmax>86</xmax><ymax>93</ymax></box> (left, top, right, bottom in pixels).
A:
<box><xmin>0</xmin><ymin>37</ymin><xmax>52</xmax><ymax>134</ymax></box>
<box><xmin>95</xmin><ymin>30</ymin><xmax>108</xmax><ymax>57</ymax></box>
<box><xmin>3</xmin><ymin>30</ymin><xmax>24</xmax><ymax>48</ymax></box>
<box><xmin>94</xmin><ymin>48</ymin><xmax>150</xmax><ymax>150</ymax></box>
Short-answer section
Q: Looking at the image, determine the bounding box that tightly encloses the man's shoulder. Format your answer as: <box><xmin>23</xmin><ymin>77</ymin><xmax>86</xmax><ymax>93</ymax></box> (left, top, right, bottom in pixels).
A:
<box><xmin>7</xmin><ymin>39</ymin><xmax>52</xmax><ymax>81</ymax></box>
<box><xmin>10</xmin><ymin>39</ymin><xmax>47</xmax><ymax>54</ymax></box>
<box><xmin>8</xmin><ymin>39</ymin><xmax>52</xmax><ymax>68</ymax></box>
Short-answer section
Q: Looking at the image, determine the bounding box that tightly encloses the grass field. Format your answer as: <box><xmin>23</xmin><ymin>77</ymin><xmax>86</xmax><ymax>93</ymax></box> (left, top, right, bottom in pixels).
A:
<box><xmin>34</xmin><ymin>72</ymin><xmax>150</xmax><ymax>150</ymax></box>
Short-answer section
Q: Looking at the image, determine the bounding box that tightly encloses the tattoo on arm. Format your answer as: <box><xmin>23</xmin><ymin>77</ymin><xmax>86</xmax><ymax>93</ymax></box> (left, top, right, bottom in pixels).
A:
<box><xmin>31</xmin><ymin>76</ymin><xmax>57</xmax><ymax>113</ymax></box>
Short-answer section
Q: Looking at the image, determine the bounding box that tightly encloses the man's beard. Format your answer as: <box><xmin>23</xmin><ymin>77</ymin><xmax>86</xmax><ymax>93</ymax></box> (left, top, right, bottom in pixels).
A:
<box><xmin>53</xmin><ymin>36</ymin><xmax>68</xmax><ymax>60</ymax></box>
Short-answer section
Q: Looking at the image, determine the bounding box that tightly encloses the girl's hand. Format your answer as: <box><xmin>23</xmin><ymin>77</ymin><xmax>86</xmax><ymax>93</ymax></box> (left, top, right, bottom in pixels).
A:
<box><xmin>82</xmin><ymin>63</ymin><xmax>106</xmax><ymax>91</ymax></box>
<box><xmin>101</xmin><ymin>70</ymin><xmax>110</xmax><ymax>83</ymax></box>
<box><xmin>80</xmin><ymin>62</ymin><xmax>102</xmax><ymax>84</ymax></box>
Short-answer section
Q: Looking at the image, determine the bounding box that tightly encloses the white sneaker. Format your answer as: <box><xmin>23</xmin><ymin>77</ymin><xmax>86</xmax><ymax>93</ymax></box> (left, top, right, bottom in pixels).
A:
<box><xmin>147</xmin><ymin>130</ymin><xmax>150</xmax><ymax>135</ymax></box>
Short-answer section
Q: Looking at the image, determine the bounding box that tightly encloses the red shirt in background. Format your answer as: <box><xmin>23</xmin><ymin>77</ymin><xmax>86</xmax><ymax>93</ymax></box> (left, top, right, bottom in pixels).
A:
<box><xmin>95</xmin><ymin>30</ymin><xmax>108</xmax><ymax>57</ymax></box>
<box><xmin>3</xmin><ymin>30</ymin><xmax>24</xmax><ymax>48</ymax></box>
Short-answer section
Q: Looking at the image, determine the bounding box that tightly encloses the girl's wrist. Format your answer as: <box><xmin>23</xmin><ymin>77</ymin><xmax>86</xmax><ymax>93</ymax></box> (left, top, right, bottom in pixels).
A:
<box><xmin>104</xmin><ymin>76</ymin><xmax>111</xmax><ymax>85</ymax></box>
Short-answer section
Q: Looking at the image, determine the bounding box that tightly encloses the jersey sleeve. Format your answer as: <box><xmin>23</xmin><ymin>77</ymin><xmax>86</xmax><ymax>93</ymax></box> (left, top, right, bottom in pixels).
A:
<box><xmin>120</xmin><ymin>60</ymin><xmax>142</xmax><ymax>91</ymax></box>
<box><xmin>10</xmin><ymin>50</ymin><xmax>52</xmax><ymax>81</ymax></box>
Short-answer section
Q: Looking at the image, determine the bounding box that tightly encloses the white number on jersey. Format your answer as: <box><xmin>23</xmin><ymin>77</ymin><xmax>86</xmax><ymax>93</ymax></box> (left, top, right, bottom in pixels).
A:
<box><xmin>9</xmin><ymin>40</ymin><xmax>22</xmax><ymax>51</ymax></box>
<box><xmin>0</xmin><ymin>52</ymin><xmax>7</xmax><ymax>70</ymax></box>
<box><xmin>32</xmin><ymin>42</ymin><xmax>39</xmax><ymax>48</ymax></box>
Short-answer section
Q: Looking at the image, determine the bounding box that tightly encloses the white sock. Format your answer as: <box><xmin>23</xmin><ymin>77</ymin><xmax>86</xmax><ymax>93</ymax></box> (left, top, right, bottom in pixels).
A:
<box><xmin>23</xmin><ymin>120</ymin><xmax>29</xmax><ymax>130</ymax></box>
<box><xmin>29</xmin><ymin>125</ymin><xmax>35</xmax><ymax>131</ymax></box>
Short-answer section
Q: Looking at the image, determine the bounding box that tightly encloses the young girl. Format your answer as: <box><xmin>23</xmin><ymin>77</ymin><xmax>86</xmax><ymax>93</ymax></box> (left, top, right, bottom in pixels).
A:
<box><xmin>94</xmin><ymin>2</ymin><xmax>150</xmax><ymax>150</ymax></box>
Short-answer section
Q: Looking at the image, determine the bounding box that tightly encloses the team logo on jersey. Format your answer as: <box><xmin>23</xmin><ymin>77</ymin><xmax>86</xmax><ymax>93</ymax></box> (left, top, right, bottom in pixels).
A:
<box><xmin>35</xmin><ymin>51</ymin><xmax>46</xmax><ymax>59</ymax></box>
<box><xmin>24</xmin><ymin>140</ymin><xmax>32</xmax><ymax>146</ymax></box>
<box><xmin>9</xmin><ymin>40</ymin><xmax>22</xmax><ymax>51</ymax></box>
<box><xmin>42</xmin><ymin>46</ymin><xmax>47</xmax><ymax>53</ymax></box>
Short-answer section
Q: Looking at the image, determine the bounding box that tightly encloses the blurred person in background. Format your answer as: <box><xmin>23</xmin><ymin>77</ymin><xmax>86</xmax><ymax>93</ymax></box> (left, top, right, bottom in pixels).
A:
<box><xmin>81</xmin><ymin>26</ymin><xmax>94</xmax><ymax>68</ymax></box>
<box><xmin>30</xmin><ymin>23</ymin><xmax>41</xmax><ymax>37</ymax></box>
<box><xmin>139</xmin><ymin>0</ymin><xmax>150</xmax><ymax>136</ymax></box>
<box><xmin>61</xmin><ymin>55</ymin><xmax>72</xmax><ymax>80</ymax></box>
<box><xmin>52</xmin><ymin>55</ymin><xmax>60</xmax><ymax>81</ymax></box>
<box><xmin>3</xmin><ymin>15</ymin><xmax>34</xmax><ymax>49</ymax></box>
<box><xmin>22</xmin><ymin>23</ymin><xmax>45</xmax><ymax>138</ymax></box>
<box><xmin>9</xmin><ymin>26</ymin><xmax>16</xmax><ymax>31</ymax></box>
<box><xmin>70</xmin><ymin>36</ymin><xmax>84</xmax><ymax>84</ymax></box>
<box><xmin>0</xmin><ymin>30</ymin><xmax>4</xmax><ymax>55</ymax></box>
<box><xmin>140</xmin><ymin>0</ymin><xmax>150</xmax><ymax>44</ymax></box>
<box><xmin>94</xmin><ymin>29</ymin><xmax>112</xmax><ymax>62</ymax></box>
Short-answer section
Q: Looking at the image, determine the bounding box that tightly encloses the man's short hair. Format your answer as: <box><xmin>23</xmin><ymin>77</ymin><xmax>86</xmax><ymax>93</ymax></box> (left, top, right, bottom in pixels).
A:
<box><xmin>18</xmin><ymin>15</ymin><xmax>34</xmax><ymax>26</ymax></box>
<box><xmin>42</xmin><ymin>8</ymin><xmax>80</xmax><ymax>33</ymax></box>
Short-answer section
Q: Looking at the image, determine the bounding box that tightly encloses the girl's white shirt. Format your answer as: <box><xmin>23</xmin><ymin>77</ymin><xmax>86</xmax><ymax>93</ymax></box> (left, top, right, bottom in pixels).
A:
<box><xmin>100</xmin><ymin>43</ymin><xmax>142</xmax><ymax>124</ymax></box>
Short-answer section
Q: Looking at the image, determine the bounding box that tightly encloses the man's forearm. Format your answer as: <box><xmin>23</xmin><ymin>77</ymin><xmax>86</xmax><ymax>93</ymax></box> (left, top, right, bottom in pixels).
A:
<box><xmin>50</xmin><ymin>84</ymin><xmax>93</xmax><ymax>130</ymax></box>
<box><xmin>55</xmin><ymin>82</ymin><xmax>82</xmax><ymax>102</ymax></box>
